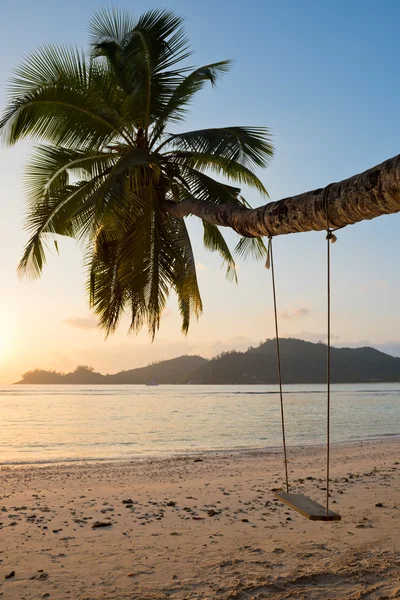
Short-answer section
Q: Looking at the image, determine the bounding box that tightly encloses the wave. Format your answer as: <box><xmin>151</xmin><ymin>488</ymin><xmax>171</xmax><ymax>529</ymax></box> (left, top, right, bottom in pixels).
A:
<box><xmin>235</xmin><ymin>389</ymin><xmax>400</xmax><ymax>395</ymax></box>
<box><xmin>234</xmin><ymin>390</ymin><xmax>324</xmax><ymax>395</ymax></box>
<box><xmin>1</xmin><ymin>433</ymin><xmax>399</xmax><ymax>467</ymax></box>
<box><xmin>3</xmin><ymin>387</ymin><xmax>400</xmax><ymax>398</ymax></box>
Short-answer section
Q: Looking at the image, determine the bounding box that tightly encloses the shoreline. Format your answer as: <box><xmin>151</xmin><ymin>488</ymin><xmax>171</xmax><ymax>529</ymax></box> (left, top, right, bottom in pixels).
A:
<box><xmin>1</xmin><ymin>433</ymin><xmax>399</xmax><ymax>468</ymax></box>
<box><xmin>9</xmin><ymin>381</ymin><xmax>400</xmax><ymax>387</ymax></box>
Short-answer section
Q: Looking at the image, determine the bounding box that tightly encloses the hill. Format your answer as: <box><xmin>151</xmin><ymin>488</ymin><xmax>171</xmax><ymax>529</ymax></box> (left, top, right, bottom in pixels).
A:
<box><xmin>186</xmin><ymin>338</ymin><xmax>400</xmax><ymax>384</ymax></box>
<box><xmin>105</xmin><ymin>355</ymin><xmax>207</xmax><ymax>384</ymax></box>
<box><xmin>16</xmin><ymin>356</ymin><xmax>207</xmax><ymax>385</ymax></box>
<box><xmin>16</xmin><ymin>339</ymin><xmax>400</xmax><ymax>384</ymax></box>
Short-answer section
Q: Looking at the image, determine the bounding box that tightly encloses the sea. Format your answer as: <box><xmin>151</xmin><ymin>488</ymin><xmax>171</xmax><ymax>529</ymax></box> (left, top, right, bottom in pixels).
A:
<box><xmin>0</xmin><ymin>384</ymin><xmax>399</xmax><ymax>465</ymax></box>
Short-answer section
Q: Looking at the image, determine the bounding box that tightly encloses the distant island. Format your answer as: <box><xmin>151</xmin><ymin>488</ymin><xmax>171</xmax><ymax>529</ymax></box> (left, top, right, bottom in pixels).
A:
<box><xmin>15</xmin><ymin>338</ymin><xmax>400</xmax><ymax>384</ymax></box>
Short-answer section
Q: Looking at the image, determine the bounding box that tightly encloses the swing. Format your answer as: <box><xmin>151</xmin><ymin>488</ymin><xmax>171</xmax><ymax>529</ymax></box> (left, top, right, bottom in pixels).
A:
<box><xmin>267</xmin><ymin>192</ymin><xmax>341</xmax><ymax>522</ymax></box>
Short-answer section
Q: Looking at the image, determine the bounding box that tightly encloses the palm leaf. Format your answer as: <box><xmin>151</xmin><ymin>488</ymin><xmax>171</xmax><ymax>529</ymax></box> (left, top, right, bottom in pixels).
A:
<box><xmin>130</xmin><ymin>9</ymin><xmax>191</xmax><ymax>72</ymax></box>
<box><xmin>25</xmin><ymin>145</ymin><xmax>116</xmax><ymax>204</ymax></box>
<box><xmin>1</xmin><ymin>45</ymin><xmax>132</xmax><ymax>147</ymax></box>
<box><xmin>178</xmin><ymin>166</ymin><xmax>243</xmax><ymax>205</ymax></box>
<box><xmin>203</xmin><ymin>221</ymin><xmax>237</xmax><ymax>283</ymax></box>
<box><xmin>166</xmin><ymin>150</ymin><xmax>268</xmax><ymax>196</ymax></box>
<box><xmin>92</xmin><ymin>8</ymin><xmax>191</xmax><ymax>133</ymax></box>
<box><xmin>70</xmin><ymin>148</ymin><xmax>156</xmax><ymax>229</ymax></box>
<box><xmin>234</xmin><ymin>235</ymin><xmax>269</xmax><ymax>261</ymax></box>
<box><xmin>160</xmin><ymin>126</ymin><xmax>274</xmax><ymax>168</ymax></box>
<box><xmin>87</xmin><ymin>238</ymin><xmax>129</xmax><ymax>334</ymax></box>
<box><xmin>150</xmin><ymin>61</ymin><xmax>231</xmax><ymax>144</ymax></box>
<box><xmin>19</xmin><ymin>177</ymin><xmax>106</xmax><ymax>278</ymax></box>
<box><xmin>89</xmin><ymin>8</ymin><xmax>137</xmax><ymax>45</ymax></box>
<box><xmin>162</xmin><ymin>214</ymin><xmax>202</xmax><ymax>333</ymax></box>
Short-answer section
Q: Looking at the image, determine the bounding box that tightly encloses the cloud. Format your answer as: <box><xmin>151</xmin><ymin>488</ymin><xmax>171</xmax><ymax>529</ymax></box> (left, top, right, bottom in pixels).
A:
<box><xmin>161</xmin><ymin>308</ymin><xmax>173</xmax><ymax>320</ymax></box>
<box><xmin>63</xmin><ymin>316</ymin><xmax>98</xmax><ymax>330</ymax></box>
<box><xmin>196</xmin><ymin>261</ymin><xmax>206</xmax><ymax>271</ymax></box>
<box><xmin>279</xmin><ymin>307</ymin><xmax>311</xmax><ymax>320</ymax></box>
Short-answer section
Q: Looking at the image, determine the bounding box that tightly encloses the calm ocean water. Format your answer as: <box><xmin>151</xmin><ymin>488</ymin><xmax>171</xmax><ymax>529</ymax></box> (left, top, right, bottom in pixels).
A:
<box><xmin>0</xmin><ymin>384</ymin><xmax>399</xmax><ymax>465</ymax></box>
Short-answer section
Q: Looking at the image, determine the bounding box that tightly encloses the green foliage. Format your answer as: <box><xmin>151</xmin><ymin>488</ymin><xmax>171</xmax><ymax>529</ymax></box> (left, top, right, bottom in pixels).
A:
<box><xmin>17</xmin><ymin>355</ymin><xmax>207</xmax><ymax>384</ymax></box>
<box><xmin>17</xmin><ymin>340</ymin><xmax>400</xmax><ymax>385</ymax></box>
<box><xmin>1</xmin><ymin>8</ymin><xmax>274</xmax><ymax>337</ymax></box>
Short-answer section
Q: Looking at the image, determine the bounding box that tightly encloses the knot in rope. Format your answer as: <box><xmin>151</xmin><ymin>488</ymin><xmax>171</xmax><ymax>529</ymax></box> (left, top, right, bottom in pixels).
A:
<box><xmin>326</xmin><ymin>230</ymin><xmax>337</xmax><ymax>243</ymax></box>
<box><xmin>265</xmin><ymin>236</ymin><xmax>273</xmax><ymax>270</ymax></box>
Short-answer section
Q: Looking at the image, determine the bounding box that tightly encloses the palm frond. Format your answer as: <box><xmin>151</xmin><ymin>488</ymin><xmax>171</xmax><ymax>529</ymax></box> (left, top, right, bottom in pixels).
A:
<box><xmin>70</xmin><ymin>149</ymin><xmax>156</xmax><ymax>240</ymax></box>
<box><xmin>163</xmin><ymin>215</ymin><xmax>202</xmax><ymax>333</ymax></box>
<box><xmin>19</xmin><ymin>177</ymin><xmax>106</xmax><ymax>278</ymax></box>
<box><xmin>234</xmin><ymin>235</ymin><xmax>269</xmax><ymax>260</ymax></box>
<box><xmin>130</xmin><ymin>9</ymin><xmax>191</xmax><ymax>72</ymax></box>
<box><xmin>179</xmin><ymin>166</ymin><xmax>243</xmax><ymax>206</ymax></box>
<box><xmin>161</xmin><ymin>126</ymin><xmax>274</xmax><ymax>169</ymax></box>
<box><xmin>150</xmin><ymin>61</ymin><xmax>231</xmax><ymax>144</ymax></box>
<box><xmin>25</xmin><ymin>145</ymin><xmax>116</xmax><ymax>204</ymax></box>
<box><xmin>203</xmin><ymin>221</ymin><xmax>237</xmax><ymax>283</ymax></box>
<box><xmin>87</xmin><ymin>237</ymin><xmax>129</xmax><ymax>334</ymax></box>
<box><xmin>0</xmin><ymin>45</ymin><xmax>131</xmax><ymax>147</ymax></box>
<box><xmin>91</xmin><ymin>9</ymin><xmax>191</xmax><ymax>133</ymax></box>
<box><xmin>8</xmin><ymin>44</ymin><xmax>88</xmax><ymax>96</ymax></box>
<box><xmin>88</xmin><ymin>201</ymin><xmax>202</xmax><ymax>336</ymax></box>
<box><xmin>166</xmin><ymin>150</ymin><xmax>268</xmax><ymax>196</ymax></box>
<box><xmin>89</xmin><ymin>8</ymin><xmax>137</xmax><ymax>45</ymax></box>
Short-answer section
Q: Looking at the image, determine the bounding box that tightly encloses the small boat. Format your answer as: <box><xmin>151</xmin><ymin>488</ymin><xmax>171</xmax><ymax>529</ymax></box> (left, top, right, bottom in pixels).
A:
<box><xmin>146</xmin><ymin>380</ymin><xmax>159</xmax><ymax>386</ymax></box>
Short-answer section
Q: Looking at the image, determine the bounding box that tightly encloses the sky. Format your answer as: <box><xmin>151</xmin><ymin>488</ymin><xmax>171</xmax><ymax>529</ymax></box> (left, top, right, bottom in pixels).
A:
<box><xmin>1</xmin><ymin>0</ymin><xmax>400</xmax><ymax>383</ymax></box>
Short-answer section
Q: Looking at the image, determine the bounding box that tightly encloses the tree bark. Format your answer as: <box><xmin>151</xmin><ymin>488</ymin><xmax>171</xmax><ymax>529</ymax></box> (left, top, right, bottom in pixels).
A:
<box><xmin>163</xmin><ymin>153</ymin><xmax>400</xmax><ymax>237</ymax></box>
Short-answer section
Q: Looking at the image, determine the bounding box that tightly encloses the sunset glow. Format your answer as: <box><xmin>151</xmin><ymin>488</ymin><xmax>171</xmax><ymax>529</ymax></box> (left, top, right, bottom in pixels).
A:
<box><xmin>1</xmin><ymin>0</ymin><xmax>400</xmax><ymax>387</ymax></box>
<box><xmin>0</xmin><ymin>316</ymin><xmax>12</xmax><ymax>362</ymax></box>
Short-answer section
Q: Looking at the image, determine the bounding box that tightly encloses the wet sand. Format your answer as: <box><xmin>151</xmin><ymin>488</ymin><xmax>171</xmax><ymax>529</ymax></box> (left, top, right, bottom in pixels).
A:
<box><xmin>0</xmin><ymin>438</ymin><xmax>399</xmax><ymax>599</ymax></box>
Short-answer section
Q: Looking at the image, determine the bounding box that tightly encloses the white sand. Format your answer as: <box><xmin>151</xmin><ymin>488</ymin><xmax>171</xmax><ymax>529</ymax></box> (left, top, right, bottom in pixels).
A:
<box><xmin>1</xmin><ymin>438</ymin><xmax>399</xmax><ymax>599</ymax></box>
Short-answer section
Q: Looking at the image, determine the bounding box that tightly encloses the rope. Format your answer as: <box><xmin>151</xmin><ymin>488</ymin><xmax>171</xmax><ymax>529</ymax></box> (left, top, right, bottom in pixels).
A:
<box><xmin>268</xmin><ymin>237</ymin><xmax>290</xmax><ymax>493</ymax></box>
<box><xmin>324</xmin><ymin>184</ymin><xmax>335</xmax><ymax>516</ymax></box>
<box><xmin>326</xmin><ymin>230</ymin><xmax>331</xmax><ymax>515</ymax></box>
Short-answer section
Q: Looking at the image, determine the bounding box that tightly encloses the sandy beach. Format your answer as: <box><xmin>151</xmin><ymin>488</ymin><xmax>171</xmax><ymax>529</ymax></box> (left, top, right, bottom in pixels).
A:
<box><xmin>0</xmin><ymin>438</ymin><xmax>399</xmax><ymax>599</ymax></box>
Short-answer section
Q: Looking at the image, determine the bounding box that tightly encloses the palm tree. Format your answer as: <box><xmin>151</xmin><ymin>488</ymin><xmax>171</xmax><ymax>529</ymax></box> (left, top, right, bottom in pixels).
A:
<box><xmin>3</xmin><ymin>9</ymin><xmax>399</xmax><ymax>342</ymax></box>
<box><xmin>0</xmin><ymin>8</ymin><xmax>274</xmax><ymax>337</ymax></box>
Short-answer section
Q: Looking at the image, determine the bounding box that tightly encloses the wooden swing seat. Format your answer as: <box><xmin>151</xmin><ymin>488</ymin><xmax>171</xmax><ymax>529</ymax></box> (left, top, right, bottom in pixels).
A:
<box><xmin>274</xmin><ymin>491</ymin><xmax>341</xmax><ymax>521</ymax></box>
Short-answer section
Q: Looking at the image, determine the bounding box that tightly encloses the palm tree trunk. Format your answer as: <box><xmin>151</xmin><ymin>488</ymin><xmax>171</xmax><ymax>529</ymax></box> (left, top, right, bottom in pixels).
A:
<box><xmin>163</xmin><ymin>153</ymin><xmax>400</xmax><ymax>237</ymax></box>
